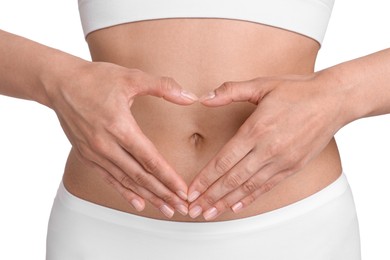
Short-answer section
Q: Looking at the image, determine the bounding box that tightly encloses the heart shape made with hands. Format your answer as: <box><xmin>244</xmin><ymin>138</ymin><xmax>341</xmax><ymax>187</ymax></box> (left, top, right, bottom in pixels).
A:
<box><xmin>133</xmin><ymin>74</ymin><xmax>329</xmax><ymax>220</ymax></box>
<box><xmin>132</xmin><ymin>85</ymin><xmax>256</xmax><ymax>199</ymax></box>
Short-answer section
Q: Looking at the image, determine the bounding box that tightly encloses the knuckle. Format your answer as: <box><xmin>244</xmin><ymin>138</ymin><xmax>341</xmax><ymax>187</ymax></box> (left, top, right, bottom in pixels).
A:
<box><xmin>291</xmin><ymin>161</ymin><xmax>304</xmax><ymax>172</ymax></box>
<box><xmin>282</xmin><ymin>149</ymin><xmax>301</xmax><ymax>166</ymax></box>
<box><xmin>243</xmin><ymin>160</ymin><xmax>258</xmax><ymax>176</ymax></box>
<box><xmin>131</xmin><ymin>172</ymin><xmax>148</xmax><ymax>187</ymax></box>
<box><xmin>243</xmin><ymin>120</ymin><xmax>269</xmax><ymax>142</ymax></box>
<box><xmin>120</xmin><ymin>175</ymin><xmax>135</xmax><ymax>189</ymax></box>
<box><xmin>223</xmin><ymin>173</ymin><xmax>242</xmax><ymax>190</ymax></box>
<box><xmin>287</xmin><ymin>156</ymin><xmax>305</xmax><ymax>172</ymax></box>
<box><xmin>219</xmin><ymin>81</ymin><xmax>235</xmax><ymax>95</ymax></box>
<box><xmin>279</xmin><ymin>169</ymin><xmax>295</xmax><ymax>182</ymax></box>
<box><xmin>245</xmin><ymin>194</ymin><xmax>257</xmax><ymax>205</ymax></box>
<box><xmin>89</xmin><ymin>135</ymin><xmax>109</xmax><ymax>156</ymax></box>
<box><xmin>204</xmin><ymin>195</ymin><xmax>216</xmax><ymax>206</ymax></box>
<box><xmin>282</xmin><ymin>155</ymin><xmax>295</xmax><ymax>168</ymax></box>
<box><xmin>198</xmin><ymin>175</ymin><xmax>212</xmax><ymax>189</ymax></box>
<box><xmin>261</xmin><ymin>181</ymin><xmax>275</xmax><ymax>193</ymax></box>
<box><xmin>143</xmin><ymin>157</ymin><xmax>160</xmax><ymax>174</ymax></box>
<box><xmin>159</xmin><ymin>76</ymin><xmax>176</xmax><ymax>94</ymax></box>
<box><xmin>237</xmin><ymin>124</ymin><xmax>250</xmax><ymax>137</ymax></box>
<box><xmin>160</xmin><ymin>193</ymin><xmax>176</xmax><ymax>205</ymax></box>
<box><xmin>101</xmin><ymin>172</ymin><xmax>115</xmax><ymax>186</ymax></box>
<box><xmin>107</xmin><ymin>120</ymin><xmax>129</xmax><ymax>141</ymax></box>
<box><xmin>215</xmin><ymin>155</ymin><xmax>234</xmax><ymax>175</ymax></box>
<box><xmin>264</xmin><ymin>140</ymin><xmax>282</xmax><ymax>160</ymax></box>
<box><xmin>242</xmin><ymin>179</ymin><xmax>259</xmax><ymax>194</ymax></box>
<box><xmin>220</xmin><ymin>199</ymin><xmax>232</xmax><ymax>210</ymax></box>
<box><xmin>121</xmin><ymin>70</ymin><xmax>145</xmax><ymax>95</ymax></box>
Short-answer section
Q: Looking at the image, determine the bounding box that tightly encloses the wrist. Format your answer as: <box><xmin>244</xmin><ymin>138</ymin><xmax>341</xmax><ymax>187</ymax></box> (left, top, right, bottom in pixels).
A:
<box><xmin>320</xmin><ymin>49</ymin><xmax>390</xmax><ymax>129</ymax></box>
<box><xmin>315</xmin><ymin>63</ymin><xmax>368</xmax><ymax>130</ymax></box>
<box><xmin>39</xmin><ymin>49</ymin><xmax>89</xmax><ymax>109</ymax></box>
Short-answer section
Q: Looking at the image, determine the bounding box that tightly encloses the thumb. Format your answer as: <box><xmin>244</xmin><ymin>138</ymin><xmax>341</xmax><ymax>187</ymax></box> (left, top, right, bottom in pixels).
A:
<box><xmin>200</xmin><ymin>79</ymin><xmax>269</xmax><ymax>107</ymax></box>
<box><xmin>138</xmin><ymin>75</ymin><xmax>198</xmax><ymax>105</ymax></box>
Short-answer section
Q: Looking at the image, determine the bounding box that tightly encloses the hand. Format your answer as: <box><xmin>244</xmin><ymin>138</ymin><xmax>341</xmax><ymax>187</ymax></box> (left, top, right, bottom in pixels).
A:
<box><xmin>47</xmin><ymin>61</ymin><xmax>198</xmax><ymax>218</ymax></box>
<box><xmin>187</xmin><ymin>72</ymin><xmax>345</xmax><ymax>220</ymax></box>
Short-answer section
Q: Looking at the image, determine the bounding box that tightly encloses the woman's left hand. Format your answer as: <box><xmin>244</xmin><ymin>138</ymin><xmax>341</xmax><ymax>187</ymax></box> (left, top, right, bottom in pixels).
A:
<box><xmin>187</xmin><ymin>71</ymin><xmax>347</xmax><ymax>220</ymax></box>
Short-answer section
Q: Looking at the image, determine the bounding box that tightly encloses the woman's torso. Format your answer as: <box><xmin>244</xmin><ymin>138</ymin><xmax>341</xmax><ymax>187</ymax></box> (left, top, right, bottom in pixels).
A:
<box><xmin>63</xmin><ymin>18</ymin><xmax>342</xmax><ymax>221</ymax></box>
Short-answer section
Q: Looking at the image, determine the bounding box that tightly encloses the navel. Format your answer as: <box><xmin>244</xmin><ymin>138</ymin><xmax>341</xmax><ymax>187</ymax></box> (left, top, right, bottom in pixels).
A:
<box><xmin>189</xmin><ymin>133</ymin><xmax>204</xmax><ymax>147</ymax></box>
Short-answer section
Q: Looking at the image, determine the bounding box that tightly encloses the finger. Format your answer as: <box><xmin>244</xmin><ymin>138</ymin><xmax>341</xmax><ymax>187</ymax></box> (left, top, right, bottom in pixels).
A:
<box><xmin>202</xmin><ymin>170</ymin><xmax>287</xmax><ymax>221</ymax></box>
<box><xmin>187</xmin><ymin>133</ymin><xmax>252</xmax><ymax>209</ymax></box>
<box><xmin>71</xmin><ymin>146</ymin><xmax>146</xmax><ymax>211</ymax></box>
<box><xmin>107</xmin><ymin>115</ymin><xmax>189</xmax><ymax>202</ymax></box>
<box><xmin>100</xmin><ymin>166</ymin><xmax>180</xmax><ymax>219</ymax></box>
<box><xmin>101</xmin><ymin>143</ymin><xmax>189</xmax><ymax>217</ymax></box>
<box><xmin>98</xmin><ymin>169</ymin><xmax>147</xmax><ymax>212</ymax></box>
<box><xmin>200</xmin><ymin>79</ymin><xmax>270</xmax><ymax>106</ymax></box>
<box><xmin>103</xmin><ymin>168</ymin><xmax>180</xmax><ymax>219</ymax></box>
<box><xmin>199</xmin><ymin>163</ymin><xmax>280</xmax><ymax>220</ymax></box>
<box><xmin>188</xmin><ymin>151</ymin><xmax>262</xmax><ymax>217</ymax></box>
<box><xmin>61</xmin><ymin>117</ymin><xmax>164</xmax><ymax>213</ymax></box>
<box><xmin>77</xmin><ymin>135</ymin><xmax>188</xmax><ymax>217</ymax></box>
<box><xmin>137</xmin><ymin>74</ymin><xmax>198</xmax><ymax>105</ymax></box>
<box><xmin>231</xmin><ymin>172</ymin><xmax>290</xmax><ymax>214</ymax></box>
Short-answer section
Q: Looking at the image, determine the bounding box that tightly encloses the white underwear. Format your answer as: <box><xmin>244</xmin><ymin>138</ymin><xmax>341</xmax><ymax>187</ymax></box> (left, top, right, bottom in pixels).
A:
<box><xmin>46</xmin><ymin>173</ymin><xmax>361</xmax><ymax>260</ymax></box>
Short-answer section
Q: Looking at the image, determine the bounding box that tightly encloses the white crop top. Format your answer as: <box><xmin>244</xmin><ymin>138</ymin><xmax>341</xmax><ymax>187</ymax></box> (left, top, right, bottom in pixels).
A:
<box><xmin>78</xmin><ymin>0</ymin><xmax>335</xmax><ymax>44</ymax></box>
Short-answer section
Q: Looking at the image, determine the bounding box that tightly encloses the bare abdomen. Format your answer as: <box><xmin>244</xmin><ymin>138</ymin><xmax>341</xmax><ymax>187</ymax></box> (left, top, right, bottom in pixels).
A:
<box><xmin>63</xmin><ymin>19</ymin><xmax>342</xmax><ymax>221</ymax></box>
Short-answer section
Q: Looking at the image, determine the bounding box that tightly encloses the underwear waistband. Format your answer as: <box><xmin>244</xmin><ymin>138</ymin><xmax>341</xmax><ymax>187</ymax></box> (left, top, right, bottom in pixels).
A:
<box><xmin>56</xmin><ymin>172</ymin><xmax>349</xmax><ymax>236</ymax></box>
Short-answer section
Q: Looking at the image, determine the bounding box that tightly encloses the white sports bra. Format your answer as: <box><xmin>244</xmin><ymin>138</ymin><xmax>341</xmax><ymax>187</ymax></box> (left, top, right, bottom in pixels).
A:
<box><xmin>78</xmin><ymin>0</ymin><xmax>335</xmax><ymax>44</ymax></box>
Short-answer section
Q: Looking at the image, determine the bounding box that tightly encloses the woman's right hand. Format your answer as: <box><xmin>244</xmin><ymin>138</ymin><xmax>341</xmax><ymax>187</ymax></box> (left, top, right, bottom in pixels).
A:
<box><xmin>45</xmin><ymin>60</ymin><xmax>197</xmax><ymax>218</ymax></box>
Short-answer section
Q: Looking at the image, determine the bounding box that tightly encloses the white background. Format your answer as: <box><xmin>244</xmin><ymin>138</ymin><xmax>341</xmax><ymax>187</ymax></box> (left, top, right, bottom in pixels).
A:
<box><xmin>0</xmin><ymin>0</ymin><xmax>389</xmax><ymax>259</ymax></box>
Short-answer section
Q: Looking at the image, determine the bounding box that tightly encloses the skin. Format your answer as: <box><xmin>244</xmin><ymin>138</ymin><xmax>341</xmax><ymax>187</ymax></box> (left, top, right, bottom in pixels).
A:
<box><xmin>0</xmin><ymin>29</ymin><xmax>192</xmax><ymax>215</ymax></box>
<box><xmin>1</xmin><ymin>19</ymin><xmax>390</xmax><ymax>222</ymax></box>
<box><xmin>64</xmin><ymin>19</ymin><xmax>342</xmax><ymax>221</ymax></box>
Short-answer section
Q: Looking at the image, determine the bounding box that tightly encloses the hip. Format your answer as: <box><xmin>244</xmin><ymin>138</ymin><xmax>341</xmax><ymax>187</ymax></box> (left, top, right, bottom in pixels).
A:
<box><xmin>63</xmin><ymin>137</ymin><xmax>342</xmax><ymax>222</ymax></box>
<box><xmin>48</xmin><ymin>171</ymin><xmax>360</xmax><ymax>260</ymax></box>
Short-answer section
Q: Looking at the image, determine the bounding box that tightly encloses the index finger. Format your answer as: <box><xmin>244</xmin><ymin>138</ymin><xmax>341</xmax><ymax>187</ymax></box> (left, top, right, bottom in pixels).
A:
<box><xmin>187</xmin><ymin>131</ymin><xmax>252</xmax><ymax>203</ymax></box>
<box><xmin>135</xmin><ymin>74</ymin><xmax>198</xmax><ymax>105</ymax></box>
<box><xmin>109</xmin><ymin>115</ymin><xmax>189</xmax><ymax>201</ymax></box>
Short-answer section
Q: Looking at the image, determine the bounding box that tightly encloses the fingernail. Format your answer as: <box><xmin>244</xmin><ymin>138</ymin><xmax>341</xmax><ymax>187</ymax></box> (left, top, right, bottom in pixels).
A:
<box><xmin>231</xmin><ymin>202</ymin><xmax>243</xmax><ymax>213</ymax></box>
<box><xmin>189</xmin><ymin>205</ymin><xmax>202</xmax><ymax>218</ymax></box>
<box><xmin>188</xmin><ymin>191</ymin><xmax>200</xmax><ymax>202</ymax></box>
<box><xmin>131</xmin><ymin>199</ymin><xmax>144</xmax><ymax>212</ymax></box>
<box><xmin>160</xmin><ymin>204</ymin><xmax>175</xmax><ymax>218</ymax></box>
<box><xmin>181</xmin><ymin>90</ymin><xmax>198</xmax><ymax>101</ymax></box>
<box><xmin>203</xmin><ymin>207</ymin><xmax>218</xmax><ymax>221</ymax></box>
<box><xmin>201</xmin><ymin>91</ymin><xmax>216</xmax><ymax>101</ymax></box>
<box><xmin>176</xmin><ymin>204</ymin><xmax>189</xmax><ymax>216</ymax></box>
<box><xmin>177</xmin><ymin>190</ymin><xmax>188</xmax><ymax>201</ymax></box>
